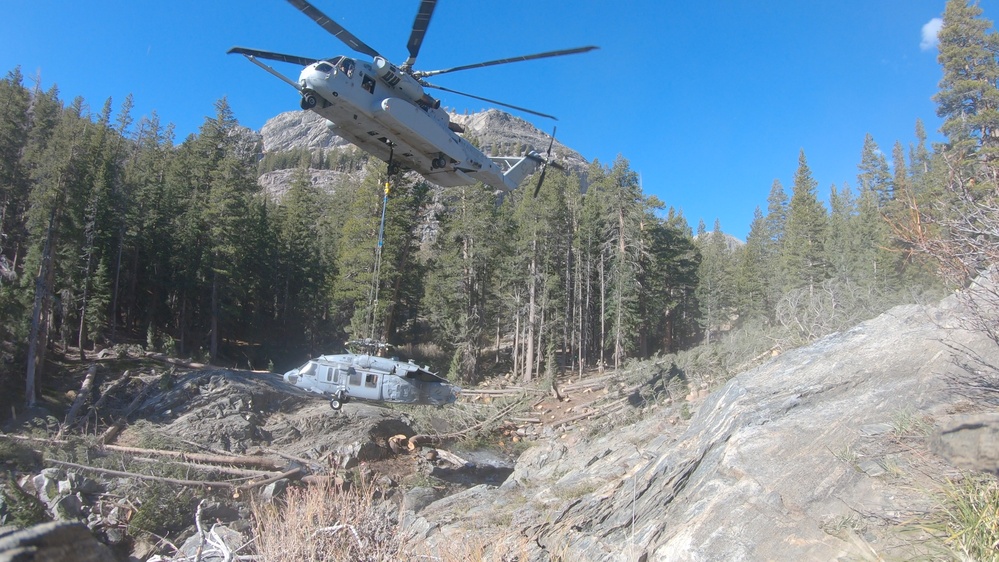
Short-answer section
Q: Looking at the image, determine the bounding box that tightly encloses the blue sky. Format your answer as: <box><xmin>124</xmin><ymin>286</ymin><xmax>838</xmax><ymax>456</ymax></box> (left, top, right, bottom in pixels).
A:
<box><xmin>0</xmin><ymin>1</ymin><xmax>974</xmax><ymax>239</ymax></box>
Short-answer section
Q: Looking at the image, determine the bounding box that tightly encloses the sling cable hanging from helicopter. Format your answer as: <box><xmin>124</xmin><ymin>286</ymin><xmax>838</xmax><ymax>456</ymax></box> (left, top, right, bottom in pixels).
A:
<box><xmin>366</xmin><ymin>146</ymin><xmax>394</xmax><ymax>342</ymax></box>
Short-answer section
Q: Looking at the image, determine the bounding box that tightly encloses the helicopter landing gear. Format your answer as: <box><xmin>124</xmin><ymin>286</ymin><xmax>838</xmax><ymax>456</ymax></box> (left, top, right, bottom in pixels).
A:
<box><xmin>301</xmin><ymin>93</ymin><xmax>318</xmax><ymax>110</ymax></box>
<box><xmin>329</xmin><ymin>388</ymin><xmax>349</xmax><ymax>411</ymax></box>
<box><xmin>431</xmin><ymin>155</ymin><xmax>447</xmax><ymax>169</ymax></box>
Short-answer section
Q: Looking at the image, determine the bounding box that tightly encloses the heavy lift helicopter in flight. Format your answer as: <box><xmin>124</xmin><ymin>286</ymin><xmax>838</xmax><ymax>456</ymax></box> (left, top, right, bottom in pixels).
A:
<box><xmin>228</xmin><ymin>0</ymin><xmax>597</xmax><ymax>193</ymax></box>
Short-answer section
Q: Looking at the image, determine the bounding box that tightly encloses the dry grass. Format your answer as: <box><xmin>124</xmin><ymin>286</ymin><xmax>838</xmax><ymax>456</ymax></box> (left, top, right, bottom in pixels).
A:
<box><xmin>252</xmin><ymin>476</ymin><xmax>555</xmax><ymax>561</ymax></box>
<box><xmin>922</xmin><ymin>474</ymin><xmax>999</xmax><ymax>561</ymax></box>
<box><xmin>251</xmin><ymin>476</ymin><xmax>401</xmax><ymax>562</ymax></box>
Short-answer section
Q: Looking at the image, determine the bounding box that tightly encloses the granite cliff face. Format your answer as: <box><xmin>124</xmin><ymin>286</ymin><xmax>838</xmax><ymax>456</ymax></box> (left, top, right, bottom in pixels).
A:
<box><xmin>259</xmin><ymin>110</ymin><xmax>352</xmax><ymax>153</ymax></box>
<box><xmin>402</xmin><ymin>290</ymin><xmax>999</xmax><ymax>560</ymax></box>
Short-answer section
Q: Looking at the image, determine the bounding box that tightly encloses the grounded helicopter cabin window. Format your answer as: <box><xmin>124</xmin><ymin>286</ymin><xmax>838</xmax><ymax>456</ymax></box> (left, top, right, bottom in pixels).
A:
<box><xmin>362</xmin><ymin>75</ymin><xmax>376</xmax><ymax>94</ymax></box>
<box><xmin>365</xmin><ymin>374</ymin><xmax>378</xmax><ymax>388</ymax></box>
<box><xmin>323</xmin><ymin>367</ymin><xmax>333</xmax><ymax>382</ymax></box>
<box><xmin>348</xmin><ymin>369</ymin><xmax>361</xmax><ymax>387</ymax></box>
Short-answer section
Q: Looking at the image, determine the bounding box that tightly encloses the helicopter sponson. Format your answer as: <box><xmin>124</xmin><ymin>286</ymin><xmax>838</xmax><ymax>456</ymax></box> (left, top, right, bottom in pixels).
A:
<box><xmin>283</xmin><ymin>353</ymin><xmax>460</xmax><ymax>410</ymax></box>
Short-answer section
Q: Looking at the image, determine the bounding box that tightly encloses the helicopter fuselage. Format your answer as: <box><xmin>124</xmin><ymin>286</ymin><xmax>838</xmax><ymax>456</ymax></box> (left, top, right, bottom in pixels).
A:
<box><xmin>283</xmin><ymin>352</ymin><xmax>460</xmax><ymax>409</ymax></box>
<box><xmin>298</xmin><ymin>56</ymin><xmax>533</xmax><ymax>191</ymax></box>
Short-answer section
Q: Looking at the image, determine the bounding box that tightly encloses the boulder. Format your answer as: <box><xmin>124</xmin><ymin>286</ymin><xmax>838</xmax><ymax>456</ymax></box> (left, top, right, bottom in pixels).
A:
<box><xmin>0</xmin><ymin>521</ymin><xmax>114</xmax><ymax>562</ymax></box>
<box><xmin>931</xmin><ymin>412</ymin><xmax>999</xmax><ymax>473</ymax></box>
<box><xmin>408</xmin><ymin>295</ymin><xmax>999</xmax><ymax>560</ymax></box>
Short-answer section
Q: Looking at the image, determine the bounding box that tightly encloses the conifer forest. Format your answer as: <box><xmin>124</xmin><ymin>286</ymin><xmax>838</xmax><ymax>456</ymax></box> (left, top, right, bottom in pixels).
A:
<box><xmin>2</xmin><ymin>0</ymin><xmax>998</xmax><ymax>409</ymax></box>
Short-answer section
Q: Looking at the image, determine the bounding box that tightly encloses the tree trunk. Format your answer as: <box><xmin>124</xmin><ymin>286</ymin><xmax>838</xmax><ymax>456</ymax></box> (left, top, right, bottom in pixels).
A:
<box><xmin>599</xmin><ymin>251</ymin><xmax>605</xmax><ymax>372</ymax></box>
<box><xmin>25</xmin><ymin>212</ymin><xmax>56</xmax><ymax>407</ymax></box>
<box><xmin>210</xmin><ymin>270</ymin><xmax>219</xmax><ymax>361</ymax></box>
<box><xmin>524</xmin><ymin>238</ymin><xmax>537</xmax><ymax>383</ymax></box>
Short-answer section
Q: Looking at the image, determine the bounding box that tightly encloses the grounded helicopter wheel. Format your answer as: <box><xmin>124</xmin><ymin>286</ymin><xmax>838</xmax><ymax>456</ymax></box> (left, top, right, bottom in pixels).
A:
<box><xmin>301</xmin><ymin>94</ymin><xmax>318</xmax><ymax>109</ymax></box>
<box><xmin>329</xmin><ymin>398</ymin><xmax>342</xmax><ymax>410</ymax></box>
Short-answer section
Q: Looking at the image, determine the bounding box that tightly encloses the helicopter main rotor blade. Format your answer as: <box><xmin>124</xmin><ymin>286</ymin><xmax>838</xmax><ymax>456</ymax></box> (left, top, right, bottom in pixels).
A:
<box><xmin>286</xmin><ymin>0</ymin><xmax>381</xmax><ymax>59</ymax></box>
<box><xmin>402</xmin><ymin>0</ymin><xmax>437</xmax><ymax>70</ymax></box>
<box><xmin>413</xmin><ymin>46</ymin><xmax>598</xmax><ymax>78</ymax></box>
<box><xmin>227</xmin><ymin>47</ymin><xmax>320</xmax><ymax>67</ymax></box>
<box><xmin>422</xmin><ymin>82</ymin><xmax>558</xmax><ymax>120</ymax></box>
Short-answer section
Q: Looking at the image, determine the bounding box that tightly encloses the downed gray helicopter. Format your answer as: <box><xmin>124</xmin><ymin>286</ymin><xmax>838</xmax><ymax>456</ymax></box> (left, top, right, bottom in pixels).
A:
<box><xmin>282</xmin><ymin>340</ymin><xmax>460</xmax><ymax>410</ymax></box>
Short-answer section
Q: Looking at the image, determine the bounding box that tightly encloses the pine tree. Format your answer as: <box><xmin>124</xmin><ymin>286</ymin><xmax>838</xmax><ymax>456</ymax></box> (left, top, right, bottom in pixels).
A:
<box><xmin>761</xmin><ymin>179</ymin><xmax>789</xmax><ymax>306</ymax></box>
<box><xmin>824</xmin><ymin>183</ymin><xmax>857</xmax><ymax>282</ymax></box>
<box><xmin>424</xmin><ymin>180</ymin><xmax>508</xmax><ymax>383</ymax></box>
<box><xmin>696</xmin><ymin>219</ymin><xmax>735</xmax><ymax>343</ymax></box>
<box><xmin>23</xmin><ymin>93</ymin><xmax>92</xmax><ymax>406</ymax></box>
<box><xmin>0</xmin><ymin>68</ymin><xmax>31</xmax><ymax>270</ymax></box>
<box><xmin>275</xmin><ymin>164</ymin><xmax>329</xmax><ymax>353</ymax></box>
<box><xmin>935</xmin><ymin>0</ymin><xmax>999</xmax><ymax>167</ymax></box>
<box><xmin>857</xmin><ymin>134</ymin><xmax>892</xmax><ymax>205</ymax></box>
<box><xmin>736</xmin><ymin>207</ymin><xmax>769</xmax><ymax>320</ymax></box>
<box><xmin>780</xmin><ymin>151</ymin><xmax>828</xmax><ymax>293</ymax></box>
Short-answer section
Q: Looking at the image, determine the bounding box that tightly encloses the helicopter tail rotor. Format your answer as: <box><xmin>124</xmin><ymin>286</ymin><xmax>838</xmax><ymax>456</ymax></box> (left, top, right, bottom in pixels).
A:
<box><xmin>532</xmin><ymin>127</ymin><xmax>562</xmax><ymax>198</ymax></box>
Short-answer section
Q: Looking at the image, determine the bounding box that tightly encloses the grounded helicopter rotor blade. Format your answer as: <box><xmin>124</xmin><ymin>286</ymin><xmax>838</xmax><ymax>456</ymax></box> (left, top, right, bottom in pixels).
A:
<box><xmin>423</xmin><ymin>82</ymin><xmax>558</xmax><ymax>121</ymax></box>
<box><xmin>286</xmin><ymin>0</ymin><xmax>381</xmax><ymax>59</ymax></box>
<box><xmin>402</xmin><ymin>0</ymin><xmax>437</xmax><ymax>70</ymax></box>
<box><xmin>413</xmin><ymin>46</ymin><xmax>598</xmax><ymax>78</ymax></box>
<box><xmin>227</xmin><ymin>47</ymin><xmax>319</xmax><ymax>67</ymax></box>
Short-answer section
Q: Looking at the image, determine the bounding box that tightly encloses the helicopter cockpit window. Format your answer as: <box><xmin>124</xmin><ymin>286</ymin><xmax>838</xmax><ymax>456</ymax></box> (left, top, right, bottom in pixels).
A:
<box><xmin>339</xmin><ymin>59</ymin><xmax>354</xmax><ymax>78</ymax></box>
<box><xmin>315</xmin><ymin>62</ymin><xmax>333</xmax><ymax>73</ymax></box>
<box><xmin>364</xmin><ymin>374</ymin><xmax>378</xmax><ymax>388</ymax></box>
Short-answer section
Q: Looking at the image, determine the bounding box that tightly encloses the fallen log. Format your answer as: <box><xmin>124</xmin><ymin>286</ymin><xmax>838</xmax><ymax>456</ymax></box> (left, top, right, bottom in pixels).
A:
<box><xmin>99</xmin><ymin>374</ymin><xmax>161</xmax><ymax>445</ymax></box>
<box><xmin>409</xmin><ymin>400</ymin><xmax>522</xmax><ymax>448</ymax></box>
<box><xmin>458</xmin><ymin>387</ymin><xmax>545</xmax><ymax>397</ymax></box>
<box><xmin>45</xmin><ymin>458</ymin><xmax>303</xmax><ymax>491</ymax></box>
<box><xmin>88</xmin><ymin>370</ymin><xmax>133</xmax><ymax>415</ymax></box>
<box><xmin>561</xmin><ymin>373</ymin><xmax>617</xmax><ymax>392</ymax></box>
<box><xmin>143</xmin><ymin>352</ymin><xmax>209</xmax><ymax>370</ymax></box>
<box><xmin>556</xmin><ymin>398</ymin><xmax>629</xmax><ymax>426</ymax></box>
<box><xmin>128</xmin><ymin>457</ymin><xmax>275</xmax><ymax>479</ymax></box>
<box><xmin>434</xmin><ymin>449</ymin><xmax>470</xmax><ymax>467</ymax></box>
<box><xmin>101</xmin><ymin>445</ymin><xmax>286</xmax><ymax>471</ymax></box>
<box><xmin>57</xmin><ymin>365</ymin><xmax>97</xmax><ymax>438</ymax></box>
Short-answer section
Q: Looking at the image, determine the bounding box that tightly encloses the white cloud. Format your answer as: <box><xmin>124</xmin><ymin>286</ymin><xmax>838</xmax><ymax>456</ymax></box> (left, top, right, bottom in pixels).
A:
<box><xmin>921</xmin><ymin>17</ymin><xmax>943</xmax><ymax>51</ymax></box>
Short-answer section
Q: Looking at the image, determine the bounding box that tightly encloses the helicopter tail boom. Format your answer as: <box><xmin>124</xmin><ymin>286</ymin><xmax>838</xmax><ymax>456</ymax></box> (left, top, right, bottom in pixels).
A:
<box><xmin>490</xmin><ymin>153</ymin><xmax>544</xmax><ymax>191</ymax></box>
<box><xmin>236</xmin><ymin>52</ymin><xmax>304</xmax><ymax>92</ymax></box>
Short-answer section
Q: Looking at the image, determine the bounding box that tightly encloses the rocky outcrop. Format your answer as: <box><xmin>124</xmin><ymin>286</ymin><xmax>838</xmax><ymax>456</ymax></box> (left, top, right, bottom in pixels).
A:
<box><xmin>405</xmin><ymin>292</ymin><xmax>999</xmax><ymax>560</ymax></box>
<box><xmin>931</xmin><ymin>412</ymin><xmax>999</xmax><ymax>473</ymax></box>
<box><xmin>260</xmin><ymin>110</ymin><xmax>352</xmax><ymax>153</ymax></box>
<box><xmin>257</xmin><ymin>167</ymin><xmax>363</xmax><ymax>199</ymax></box>
<box><xmin>0</xmin><ymin>522</ymin><xmax>114</xmax><ymax>562</ymax></box>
